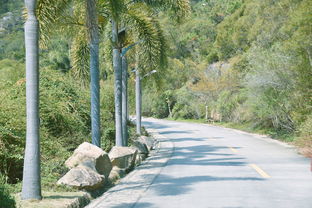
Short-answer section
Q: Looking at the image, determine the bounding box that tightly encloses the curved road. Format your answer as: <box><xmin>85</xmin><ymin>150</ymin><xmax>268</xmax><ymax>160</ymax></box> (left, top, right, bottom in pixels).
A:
<box><xmin>88</xmin><ymin>118</ymin><xmax>312</xmax><ymax>208</ymax></box>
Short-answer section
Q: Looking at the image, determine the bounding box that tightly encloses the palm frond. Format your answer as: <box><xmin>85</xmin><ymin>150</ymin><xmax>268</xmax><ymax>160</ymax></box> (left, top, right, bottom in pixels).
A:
<box><xmin>104</xmin><ymin>0</ymin><xmax>126</xmax><ymax>21</ymax></box>
<box><xmin>70</xmin><ymin>29</ymin><xmax>90</xmax><ymax>82</ymax></box>
<box><xmin>125</xmin><ymin>5</ymin><xmax>167</xmax><ymax>74</ymax></box>
<box><xmin>37</xmin><ymin>0</ymin><xmax>73</xmax><ymax>48</ymax></box>
<box><xmin>131</xmin><ymin>0</ymin><xmax>191</xmax><ymax>20</ymax></box>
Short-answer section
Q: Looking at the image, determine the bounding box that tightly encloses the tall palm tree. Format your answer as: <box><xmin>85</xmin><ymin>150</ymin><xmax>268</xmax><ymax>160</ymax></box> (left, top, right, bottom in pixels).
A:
<box><xmin>22</xmin><ymin>0</ymin><xmax>42</xmax><ymax>200</ymax></box>
<box><xmin>37</xmin><ymin>0</ymin><xmax>103</xmax><ymax>147</ymax></box>
<box><xmin>121</xmin><ymin>48</ymin><xmax>128</xmax><ymax>145</ymax></box>
<box><xmin>37</xmin><ymin>0</ymin><xmax>189</xmax><ymax>147</ymax></box>
<box><xmin>118</xmin><ymin>0</ymin><xmax>190</xmax><ymax>137</ymax></box>
<box><xmin>86</xmin><ymin>0</ymin><xmax>101</xmax><ymax>147</ymax></box>
<box><xmin>105</xmin><ymin>0</ymin><xmax>170</xmax><ymax>146</ymax></box>
<box><xmin>112</xmin><ymin>19</ymin><xmax>123</xmax><ymax>146</ymax></box>
<box><xmin>135</xmin><ymin>67</ymin><xmax>142</xmax><ymax>135</ymax></box>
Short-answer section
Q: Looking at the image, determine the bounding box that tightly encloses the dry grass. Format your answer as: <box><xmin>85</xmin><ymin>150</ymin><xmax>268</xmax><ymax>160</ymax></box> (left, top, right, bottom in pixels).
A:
<box><xmin>296</xmin><ymin>136</ymin><xmax>312</xmax><ymax>158</ymax></box>
<box><xmin>15</xmin><ymin>192</ymin><xmax>91</xmax><ymax>208</ymax></box>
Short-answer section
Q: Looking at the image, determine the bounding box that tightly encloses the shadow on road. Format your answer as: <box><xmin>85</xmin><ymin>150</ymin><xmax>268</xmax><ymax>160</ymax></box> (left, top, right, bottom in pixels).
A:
<box><xmin>110</xmin><ymin>202</ymin><xmax>154</xmax><ymax>208</ymax></box>
<box><xmin>160</xmin><ymin>130</ymin><xmax>194</xmax><ymax>135</ymax></box>
<box><xmin>149</xmin><ymin>174</ymin><xmax>265</xmax><ymax>196</ymax></box>
<box><xmin>143</xmin><ymin>121</ymin><xmax>169</xmax><ymax>130</ymax></box>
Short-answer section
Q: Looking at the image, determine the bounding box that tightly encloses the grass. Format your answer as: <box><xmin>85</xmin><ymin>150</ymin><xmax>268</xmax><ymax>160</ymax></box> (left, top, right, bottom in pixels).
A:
<box><xmin>15</xmin><ymin>191</ymin><xmax>91</xmax><ymax>208</ymax></box>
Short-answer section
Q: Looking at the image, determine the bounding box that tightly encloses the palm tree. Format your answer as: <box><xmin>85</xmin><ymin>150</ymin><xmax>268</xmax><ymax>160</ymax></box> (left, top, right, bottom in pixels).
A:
<box><xmin>117</xmin><ymin>0</ymin><xmax>190</xmax><ymax>137</ymax></box>
<box><xmin>121</xmin><ymin>48</ymin><xmax>128</xmax><ymax>145</ymax></box>
<box><xmin>37</xmin><ymin>0</ymin><xmax>103</xmax><ymax>147</ymax></box>
<box><xmin>37</xmin><ymin>0</ymin><xmax>190</xmax><ymax>147</ymax></box>
<box><xmin>112</xmin><ymin>19</ymin><xmax>123</xmax><ymax>146</ymax></box>
<box><xmin>86</xmin><ymin>0</ymin><xmax>101</xmax><ymax>147</ymax></box>
<box><xmin>22</xmin><ymin>0</ymin><xmax>42</xmax><ymax>200</ymax></box>
<box><xmin>135</xmin><ymin>67</ymin><xmax>142</xmax><ymax>135</ymax></box>
<box><xmin>106</xmin><ymin>0</ymin><xmax>169</xmax><ymax>146</ymax></box>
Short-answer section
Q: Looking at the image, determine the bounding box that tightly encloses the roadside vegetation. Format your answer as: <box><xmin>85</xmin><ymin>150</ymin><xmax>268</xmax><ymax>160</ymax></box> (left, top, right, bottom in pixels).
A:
<box><xmin>142</xmin><ymin>0</ymin><xmax>311</xmax><ymax>154</ymax></box>
<box><xmin>0</xmin><ymin>0</ymin><xmax>187</xmax><ymax>205</ymax></box>
<box><xmin>0</xmin><ymin>0</ymin><xmax>311</xmax><ymax>206</ymax></box>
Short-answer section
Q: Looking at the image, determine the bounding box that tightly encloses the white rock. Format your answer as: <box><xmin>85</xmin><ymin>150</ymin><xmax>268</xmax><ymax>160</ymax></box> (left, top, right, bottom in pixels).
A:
<box><xmin>108</xmin><ymin>146</ymin><xmax>138</xmax><ymax>171</ymax></box>
<box><xmin>139</xmin><ymin>136</ymin><xmax>155</xmax><ymax>150</ymax></box>
<box><xmin>65</xmin><ymin>142</ymin><xmax>112</xmax><ymax>178</ymax></box>
<box><xmin>57</xmin><ymin>165</ymin><xmax>105</xmax><ymax>191</ymax></box>
<box><xmin>132</xmin><ymin>140</ymin><xmax>149</xmax><ymax>155</ymax></box>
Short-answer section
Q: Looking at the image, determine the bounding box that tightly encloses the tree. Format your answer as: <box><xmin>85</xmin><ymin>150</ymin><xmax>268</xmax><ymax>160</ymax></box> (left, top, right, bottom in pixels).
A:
<box><xmin>135</xmin><ymin>67</ymin><xmax>142</xmax><ymax>134</ymax></box>
<box><xmin>108</xmin><ymin>0</ymin><xmax>190</xmax><ymax>140</ymax></box>
<box><xmin>21</xmin><ymin>0</ymin><xmax>42</xmax><ymax>200</ymax></box>
<box><xmin>121</xmin><ymin>48</ymin><xmax>128</xmax><ymax>145</ymax></box>
<box><xmin>112</xmin><ymin>19</ymin><xmax>123</xmax><ymax>146</ymax></box>
<box><xmin>86</xmin><ymin>0</ymin><xmax>101</xmax><ymax>147</ymax></box>
<box><xmin>37</xmin><ymin>0</ymin><xmax>103</xmax><ymax>147</ymax></box>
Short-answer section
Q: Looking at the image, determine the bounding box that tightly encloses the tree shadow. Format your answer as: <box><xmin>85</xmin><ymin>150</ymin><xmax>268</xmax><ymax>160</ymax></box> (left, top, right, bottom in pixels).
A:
<box><xmin>44</xmin><ymin>195</ymin><xmax>83</xmax><ymax>200</ymax></box>
<box><xmin>167</xmin><ymin>137</ymin><xmax>207</xmax><ymax>142</ymax></box>
<box><xmin>160</xmin><ymin>130</ymin><xmax>194</xmax><ymax>135</ymax></box>
<box><xmin>142</xmin><ymin>121</ymin><xmax>169</xmax><ymax>130</ymax></box>
<box><xmin>148</xmin><ymin>174</ymin><xmax>265</xmax><ymax>196</ymax></box>
<box><xmin>110</xmin><ymin>202</ymin><xmax>155</xmax><ymax>208</ymax></box>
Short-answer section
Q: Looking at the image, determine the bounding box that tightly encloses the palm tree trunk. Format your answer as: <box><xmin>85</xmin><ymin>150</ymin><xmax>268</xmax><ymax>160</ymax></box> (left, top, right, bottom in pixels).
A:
<box><xmin>22</xmin><ymin>0</ymin><xmax>42</xmax><ymax>200</ymax></box>
<box><xmin>121</xmin><ymin>52</ymin><xmax>128</xmax><ymax>146</ymax></box>
<box><xmin>86</xmin><ymin>0</ymin><xmax>101</xmax><ymax>147</ymax></box>
<box><xmin>135</xmin><ymin>69</ymin><xmax>142</xmax><ymax>135</ymax></box>
<box><xmin>112</xmin><ymin>20</ymin><xmax>123</xmax><ymax>146</ymax></box>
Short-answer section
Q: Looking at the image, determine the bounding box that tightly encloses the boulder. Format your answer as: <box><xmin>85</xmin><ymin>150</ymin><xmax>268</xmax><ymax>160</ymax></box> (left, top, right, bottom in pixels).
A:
<box><xmin>139</xmin><ymin>136</ymin><xmax>155</xmax><ymax>150</ymax></box>
<box><xmin>65</xmin><ymin>142</ymin><xmax>112</xmax><ymax>178</ymax></box>
<box><xmin>132</xmin><ymin>140</ymin><xmax>149</xmax><ymax>155</ymax></box>
<box><xmin>132</xmin><ymin>140</ymin><xmax>149</xmax><ymax>165</ymax></box>
<box><xmin>109</xmin><ymin>146</ymin><xmax>138</xmax><ymax>171</ymax></box>
<box><xmin>135</xmin><ymin>153</ymin><xmax>147</xmax><ymax>165</ymax></box>
<box><xmin>57</xmin><ymin>165</ymin><xmax>105</xmax><ymax>191</ymax></box>
<box><xmin>108</xmin><ymin>166</ymin><xmax>126</xmax><ymax>182</ymax></box>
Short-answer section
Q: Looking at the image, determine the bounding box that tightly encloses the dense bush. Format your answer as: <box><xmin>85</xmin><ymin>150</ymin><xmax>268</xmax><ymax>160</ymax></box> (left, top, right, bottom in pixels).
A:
<box><xmin>0</xmin><ymin>175</ymin><xmax>16</xmax><ymax>208</ymax></box>
<box><xmin>142</xmin><ymin>0</ymin><xmax>311</xmax><ymax>147</ymax></box>
<box><xmin>299</xmin><ymin>115</ymin><xmax>312</xmax><ymax>143</ymax></box>
<box><xmin>0</xmin><ymin>65</ymin><xmax>120</xmax><ymax>192</ymax></box>
<box><xmin>0</xmin><ymin>67</ymin><xmax>90</xmax><ymax>185</ymax></box>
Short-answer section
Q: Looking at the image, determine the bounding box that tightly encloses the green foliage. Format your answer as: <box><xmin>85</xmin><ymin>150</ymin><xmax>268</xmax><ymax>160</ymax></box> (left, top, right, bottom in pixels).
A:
<box><xmin>144</xmin><ymin>0</ymin><xmax>311</xmax><ymax>148</ymax></box>
<box><xmin>0</xmin><ymin>68</ymin><xmax>90</xmax><ymax>185</ymax></box>
<box><xmin>245</xmin><ymin>45</ymin><xmax>296</xmax><ymax>131</ymax></box>
<box><xmin>0</xmin><ymin>59</ymin><xmax>25</xmax><ymax>82</ymax></box>
<box><xmin>41</xmin><ymin>39</ymin><xmax>71</xmax><ymax>72</ymax></box>
<box><xmin>0</xmin><ymin>175</ymin><xmax>16</xmax><ymax>208</ymax></box>
<box><xmin>0</xmin><ymin>0</ymin><xmax>23</xmax><ymax>15</ymax></box>
<box><xmin>299</xmin><ymin>115</ymin><xmax>312</xmax><ymax>140</ymax></box>
<box><xmin>216</xmin><ymin>90</ymin><xmax>239</xmax><ymax>121</ymax></box>
<box><xmin>100</xmin><ymin>79</ymin><xmax>117</xmax><ymax>152</ymax></box>
<box><xmin>0</xmin><ymin>65</ymin><xmax>135</xmax><ymax>194</ymax></box>
<box><xmin>142</xmin><ymin>90</ymin><xmax>170</xmax><ymax>118</ymax></box>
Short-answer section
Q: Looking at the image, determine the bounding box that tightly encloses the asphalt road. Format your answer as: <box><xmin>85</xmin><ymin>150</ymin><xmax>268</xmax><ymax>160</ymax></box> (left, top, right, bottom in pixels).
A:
<box><xmin>87</xmin><ymin>118</ymin><xmax>312</xmax><ymax>208</ymax></box>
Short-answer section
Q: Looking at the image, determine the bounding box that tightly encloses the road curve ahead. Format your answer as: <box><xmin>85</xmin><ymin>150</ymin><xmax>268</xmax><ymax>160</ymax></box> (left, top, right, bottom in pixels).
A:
<box><xmin>134</xmin><ymin>118</ymin><xmax>312</xmax><ymax>208</ymax></box>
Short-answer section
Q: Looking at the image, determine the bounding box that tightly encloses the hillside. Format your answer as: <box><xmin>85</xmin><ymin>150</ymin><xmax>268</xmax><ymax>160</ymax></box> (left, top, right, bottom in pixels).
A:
<box><xmin>143</xmin><ymin>0</ymin><xmax>311</xmax><ymax>152</ymax></box>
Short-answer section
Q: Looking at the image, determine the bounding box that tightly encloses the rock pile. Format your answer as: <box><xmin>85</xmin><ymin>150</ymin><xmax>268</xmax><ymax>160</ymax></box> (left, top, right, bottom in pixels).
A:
<box><xmin>57</xmin><ymin>136</ymin><xmax>156</xmax><ymax>191</ymax></box>
<box><xmin>57</xmin><ymin>142</ymin><xmax>112</xmax><ymax>191</ymax></box>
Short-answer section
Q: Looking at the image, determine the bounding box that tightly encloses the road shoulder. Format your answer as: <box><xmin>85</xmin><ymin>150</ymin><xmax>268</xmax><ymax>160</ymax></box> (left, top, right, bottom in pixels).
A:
<box><xmin>85</xmin><ymin>129</ymin><xmax>174</xmax><ymax>208</ymax></box>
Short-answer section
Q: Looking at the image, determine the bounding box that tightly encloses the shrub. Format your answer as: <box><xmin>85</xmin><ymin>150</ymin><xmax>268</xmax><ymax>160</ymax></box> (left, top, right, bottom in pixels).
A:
<box><xmin>0</xmin><ymin>175</ymin><xmax>16</xmax><ymax>208</ymax></box>
<box><xmin>0</xmin><ymin>68</ymin><xmax>91</xmax><ymax>189</ymax></box>
<box><xmin>298</xmin><ymin>115</ymin><xmax>312</xmax><ymax>143</ymax></box>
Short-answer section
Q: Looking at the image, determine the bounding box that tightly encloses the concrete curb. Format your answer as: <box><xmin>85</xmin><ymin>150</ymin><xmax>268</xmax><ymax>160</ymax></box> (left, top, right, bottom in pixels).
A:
<box><xmin>85</xmin><ymin>128</ymin><xmax>174</xmax><ymax>208</ymax></box>
<box><xmin>16</xmin><ymin>127</ymin><xmax>172</xmax><ymax>208</ymax></box>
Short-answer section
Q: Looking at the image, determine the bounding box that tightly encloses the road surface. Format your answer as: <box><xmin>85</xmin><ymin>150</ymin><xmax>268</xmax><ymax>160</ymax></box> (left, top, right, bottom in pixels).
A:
<box><xmin>87</xmin><ymin>118</ymin><xmax>312</xmax><ymax>208</ymax></box>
